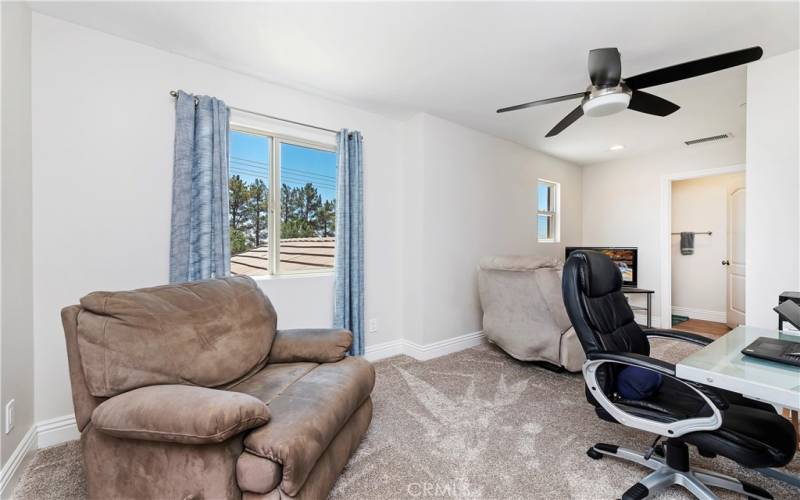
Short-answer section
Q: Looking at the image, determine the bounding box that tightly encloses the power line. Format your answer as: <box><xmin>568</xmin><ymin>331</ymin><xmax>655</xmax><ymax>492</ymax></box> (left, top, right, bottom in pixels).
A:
<box><xmin>231</xmin><ymin>156</ymin><xmax>336</xmax><ymax>180</ymax></box>
<box><xmin>282</xmin><ymin>167</ymin><xmax>336</xmax><ymax>181</ymax></box>
<box><xmin>230</xmin><ymin>161</ymin><xmax>336</xmax><ymax>182</ymax></box>
<box><xmin>231</xmin><ymin>168</ymin><xmax>336</xmax><ymax>189</ymax></box>
<box><xmin>231</xmin><ymin>155</ymin><xmax>268</xmax><ymax>166</ymax></box>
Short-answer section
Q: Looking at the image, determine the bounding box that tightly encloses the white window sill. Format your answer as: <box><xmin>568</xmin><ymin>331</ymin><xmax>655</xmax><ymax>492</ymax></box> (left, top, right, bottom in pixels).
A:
<box><xmin>250</xmin><ymin>272</ymin><xmax>334</xmax><ymax>282</ymax></box>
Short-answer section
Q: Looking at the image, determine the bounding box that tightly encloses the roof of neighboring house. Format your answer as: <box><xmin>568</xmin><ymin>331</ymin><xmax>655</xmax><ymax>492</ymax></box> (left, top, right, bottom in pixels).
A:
<box><xmin>231</xmin><ymin>237</ymin><xmax>335</xmax><ymax>276</ymax></box>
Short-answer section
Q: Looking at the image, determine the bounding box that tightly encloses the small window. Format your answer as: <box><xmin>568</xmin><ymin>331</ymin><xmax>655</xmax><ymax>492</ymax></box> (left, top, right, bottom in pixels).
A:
<box><xmin>537</xmin><ymin>180</ymin><xmax>560</xmax><ymax>242</ymax></box>
<box><xmin>229</xmin><ymin>127</ymin><xmax>336</xmax><ymax>277</ymax></box>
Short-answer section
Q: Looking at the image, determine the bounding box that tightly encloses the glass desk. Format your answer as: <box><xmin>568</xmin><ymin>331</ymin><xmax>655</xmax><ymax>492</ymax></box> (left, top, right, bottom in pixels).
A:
<box><xmin>676</xmin><ymin>325</ymin><xmax>800</xmax><ymax>411</ymax></box>
<box><xmin>676</xmin><ymin>325</ymin><xmax>800</xmax><ymax>488</ymax></box>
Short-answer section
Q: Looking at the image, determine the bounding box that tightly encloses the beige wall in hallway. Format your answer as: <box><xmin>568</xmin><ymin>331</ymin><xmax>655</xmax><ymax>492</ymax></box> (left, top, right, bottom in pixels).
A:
<box><xmin>671</xmin><ymin>172</ymin><xmax>745</xmax><ymax>321</ymax></box>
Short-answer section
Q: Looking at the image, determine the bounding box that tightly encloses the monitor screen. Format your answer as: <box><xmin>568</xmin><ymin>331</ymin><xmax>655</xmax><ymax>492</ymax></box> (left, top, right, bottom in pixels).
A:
<box><xmin>565</xmin><ymin>247</ymin><xmax>638</xmax><ymax>288</ymax></box>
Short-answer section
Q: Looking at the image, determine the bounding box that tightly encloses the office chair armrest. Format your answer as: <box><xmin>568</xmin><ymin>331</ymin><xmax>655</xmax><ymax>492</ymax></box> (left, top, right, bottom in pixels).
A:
<box><xmin>642</xmin><ymin>328</ymin><xmax>712</xmax><ymax>346</ymax></box>
<box><xmin>587</xmin><ymin>351</ymin><xmax>676</xmax><ymax>376</ymax></box>
<box><xmin>587</xmin><ymin>352</ymin><xmax>728</xmax><ymax>410</ymax></box>
<box><xmin>584</xmin><ymin>352</ymin><xmax>724</xmax><ymax>437</ymax></box>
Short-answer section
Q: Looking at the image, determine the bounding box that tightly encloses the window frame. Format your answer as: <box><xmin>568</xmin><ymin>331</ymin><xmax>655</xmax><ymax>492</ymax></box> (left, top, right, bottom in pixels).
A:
<box><xmin>537</xmin><ymin>179</ymin><xmax>561</xmax><ymax>243</ymax></box>
<box><xmin>230</xmin><ymin>123</ymin><xmax>337</xmax><ymax>278</ymax></box>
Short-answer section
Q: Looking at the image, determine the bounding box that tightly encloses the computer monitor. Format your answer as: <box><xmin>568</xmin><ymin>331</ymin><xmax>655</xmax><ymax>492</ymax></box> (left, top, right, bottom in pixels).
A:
<box><xmin>565</xmin><ymin>247</ymin><xmax>638</xmax><ymax>288</ymax></box>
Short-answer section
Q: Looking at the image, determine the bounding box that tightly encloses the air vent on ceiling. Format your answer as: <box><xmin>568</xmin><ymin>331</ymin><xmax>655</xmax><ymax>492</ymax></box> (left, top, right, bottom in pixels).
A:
<box><xmin>684</xmin><ymin>133</ymin><xmax>732</xmax><ymax>146</ymax></box>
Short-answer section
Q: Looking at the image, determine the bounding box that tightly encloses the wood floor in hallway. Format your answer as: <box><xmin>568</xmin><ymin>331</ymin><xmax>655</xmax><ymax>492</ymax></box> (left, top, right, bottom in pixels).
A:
<box><xmin>672</xmin><ymin>318</ymin><xmax>732</xmax><ymax>339</ymax></box>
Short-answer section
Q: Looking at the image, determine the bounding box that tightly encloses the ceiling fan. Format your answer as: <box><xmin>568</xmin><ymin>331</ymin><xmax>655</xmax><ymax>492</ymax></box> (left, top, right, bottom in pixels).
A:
<box><xmin>497</xmin><ymin>46</ymin><xmax>763</xmax><ymax>137</ymax></box>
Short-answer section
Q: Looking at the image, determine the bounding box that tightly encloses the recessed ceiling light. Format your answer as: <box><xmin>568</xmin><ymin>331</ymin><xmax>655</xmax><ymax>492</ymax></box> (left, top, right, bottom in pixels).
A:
<box><xmin>609</xmin><ymin>144</ymin><xmax>625</xmax><ymax>151</ymax></box>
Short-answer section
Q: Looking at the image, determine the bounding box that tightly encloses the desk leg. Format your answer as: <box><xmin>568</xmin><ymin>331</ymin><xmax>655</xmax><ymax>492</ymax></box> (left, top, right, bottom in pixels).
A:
<box><xmin>646</xmin><ymin>294</ymin><xmax>652</xmax><ymax>328</ymax></box>
<box><xmin>783</xmin><ymin>409</ymin><xmax>800</xmax><ymax>451</ymax></box>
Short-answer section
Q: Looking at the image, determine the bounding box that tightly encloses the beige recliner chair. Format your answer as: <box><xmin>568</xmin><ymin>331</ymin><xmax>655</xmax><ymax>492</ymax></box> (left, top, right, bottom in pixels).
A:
<box><xmin>62</xmin><ymin>276</ymin><xmax>374</xmax><ymax>499</ymax></box>
<box><xmin>478</xmin><ymin>256</ymin><xmax>585</xmax><ymax>372</ymax></box>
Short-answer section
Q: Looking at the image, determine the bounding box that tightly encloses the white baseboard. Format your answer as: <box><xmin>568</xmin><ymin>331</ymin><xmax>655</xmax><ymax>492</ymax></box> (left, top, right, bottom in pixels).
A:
<box><xmin>0</xmin><ymin>425</ymin><xmax>37</xmax><ymax>499</ymax></box>
<box><xmin>36</xmin><ymin>414</ymin><xmax>79</xmax><ymax>449</ymax></box>
<box><xmin>404</xmin><ymin>330</ymin><xmax>486</xmax><ymax>360</ymax></box>
<box><xmin>365</xmin><ymin>330</ymin><xmax>486</xmax><ymax>362</ymax></box>
<box><xmin>363</xmin><ymin>338</ymin><xmax>407</xmax><ymax>362</ymax></box>
<box><xmin>0</xmin><ymin>414</ymin><xmax>80</xmax><ymax>498</ymax></box>
<box><xmin>672</xmin><ymin>306</ymin><xmax>727</xmax><ymax>324</ymax></box>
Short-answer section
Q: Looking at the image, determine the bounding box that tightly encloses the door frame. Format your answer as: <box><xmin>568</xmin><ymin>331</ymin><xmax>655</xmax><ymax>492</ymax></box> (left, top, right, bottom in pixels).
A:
<box><xmin>658</xmin><ymin>163</ymin><xmax>745</xmax><ymax>329</ymax></box>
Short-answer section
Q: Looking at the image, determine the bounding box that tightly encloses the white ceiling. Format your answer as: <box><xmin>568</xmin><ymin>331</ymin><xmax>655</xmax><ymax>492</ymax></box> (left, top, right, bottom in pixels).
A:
<box><xmin>30</xmin><ymin>1</ymin><xmax>799</xmax><ymax>165</ymax></box>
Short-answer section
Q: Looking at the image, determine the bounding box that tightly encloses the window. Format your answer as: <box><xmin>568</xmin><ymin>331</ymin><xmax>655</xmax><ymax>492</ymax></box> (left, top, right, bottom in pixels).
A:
<box><xmin>228</xmin><ymin>127</ymin><xmax>337</xmax><ymax>276</ymax></box>
<box><xmin>537</xmin><ymin>180</ymin><xmax>559</xmax><ymax>242</ymax></box>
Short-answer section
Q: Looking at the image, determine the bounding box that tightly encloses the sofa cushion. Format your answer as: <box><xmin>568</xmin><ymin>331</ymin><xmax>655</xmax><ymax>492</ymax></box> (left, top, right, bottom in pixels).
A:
<box><xmin>229</xmin><ymin>362</ymin><xmax>319</xmax><ymax>404</ymax></box>
<box><xmin>241</xmin><ymin>357</ymin><xmax>375</xmax><ymax>496</ymax></box>
<box><xmin>77</xmin><ymin>276</ymin><xmax>277</xmax><ymax>397</ymax></box>
<box><xmin>92</xmin><ymin>385</ymin><xmax>270</xmax><ymax>444</ymax></box>
<box><xmin>268</xmin><ymin>329</ymin><xmax>352</xmax><ymax>364</ymax></box>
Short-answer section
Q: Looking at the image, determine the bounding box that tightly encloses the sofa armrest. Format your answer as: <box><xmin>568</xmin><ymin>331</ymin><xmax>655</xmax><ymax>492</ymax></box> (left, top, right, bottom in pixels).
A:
<box><xmin>92</xmin><ymin>385</ymin><xmax>270</xmax><ymax>444</ymax></box>
<box><xmin>268</xmin><ymin>328</ymin><xmax>352</xmax><ymax>364</ymax></box>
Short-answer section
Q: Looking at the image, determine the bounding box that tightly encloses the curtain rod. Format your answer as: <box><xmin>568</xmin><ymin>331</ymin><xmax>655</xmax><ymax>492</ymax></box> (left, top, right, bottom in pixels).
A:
<box><xmin>671</xmin><ymin>231</ymin><xmax>712</xmax><ymax>235</ymax></box>
<box><xmin>169</xmin><ymin>90</ymin><xmax>339</xmax><ymax>135</ymax></box>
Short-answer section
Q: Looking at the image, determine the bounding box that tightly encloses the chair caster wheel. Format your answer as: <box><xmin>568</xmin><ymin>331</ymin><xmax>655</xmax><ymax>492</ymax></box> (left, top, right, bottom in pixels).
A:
<box><xmin>586</xmin><ymin>447</ymin><xmax>603</xmax><ymax>460</ymax></box>
<box><xmin>621</xmin><ymin>483</ymin><xmax>649</xmax><ymax>500</ymax></box>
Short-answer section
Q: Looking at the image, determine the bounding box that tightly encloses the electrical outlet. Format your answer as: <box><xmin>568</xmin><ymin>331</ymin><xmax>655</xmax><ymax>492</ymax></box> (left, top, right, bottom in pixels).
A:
<box><xmin>368</xmin><ymin>318</ymin><xmax>378</xmax><ymax>333</ymax></box>
<box><xmin>5</xmin><ymin>399</ymin><xmax>15</xmax><ymax>434</ymax></box>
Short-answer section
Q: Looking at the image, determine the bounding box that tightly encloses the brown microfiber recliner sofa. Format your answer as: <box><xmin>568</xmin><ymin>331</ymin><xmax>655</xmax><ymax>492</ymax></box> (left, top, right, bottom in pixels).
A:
<box><xmin>61</xmin><ymin>276</ymin><xmax>375</xmax><ymax>499</ymax></box>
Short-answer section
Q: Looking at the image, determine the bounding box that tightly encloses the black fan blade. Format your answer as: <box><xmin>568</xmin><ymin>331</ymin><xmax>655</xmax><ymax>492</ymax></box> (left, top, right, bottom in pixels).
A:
<box><xmin>625</xmin><ymin>46</ymin><xmax>763</xmax><ymax>90</ymax></box>
<box><xmin>545</xmin><ymin>105</ymin><xmax>584</xmax><ymax>137</ymax></box>
<box><xmin>588</xmin><ymin>47</ymin><xmax>622</xmax><ymax>87</ymax></box>
<box><xmin>497</xmin><ymin>92</ymin><xmax>585</xmax><ymax>113</ymax></box>
<box><xmin>628</xmin><ymin>90</ymin><xmax>680</xmax><ymax>116</ymax></box>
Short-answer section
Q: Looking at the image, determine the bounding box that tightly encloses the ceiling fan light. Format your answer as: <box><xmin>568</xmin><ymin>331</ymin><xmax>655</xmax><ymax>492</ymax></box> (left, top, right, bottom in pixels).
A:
<box><xmin>582</xmin><ymin>93</ymin><xmax>631</xmax><ymax>117</ymax></box>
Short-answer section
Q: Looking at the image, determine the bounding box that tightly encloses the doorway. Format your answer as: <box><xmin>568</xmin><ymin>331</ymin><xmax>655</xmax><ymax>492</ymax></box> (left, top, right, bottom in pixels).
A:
<box><xmin>659</xmin><ymin>165</ymin><xmax>746</xmax><ymax>337</ymax></box>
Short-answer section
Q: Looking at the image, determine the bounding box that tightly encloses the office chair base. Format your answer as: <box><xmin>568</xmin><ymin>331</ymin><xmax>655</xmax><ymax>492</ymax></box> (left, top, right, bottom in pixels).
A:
<box><xmin>588</xmin><ymin>443</ymin><xmax>773</xmax><ymax>500</ymax></box>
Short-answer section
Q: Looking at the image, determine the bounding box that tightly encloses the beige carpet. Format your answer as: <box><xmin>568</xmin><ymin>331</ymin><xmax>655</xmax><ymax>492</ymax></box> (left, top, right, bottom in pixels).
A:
<box><xmin>14</xmin><ymin>340</ymin><xmax>800</xmax><ymax>499</ymax></box>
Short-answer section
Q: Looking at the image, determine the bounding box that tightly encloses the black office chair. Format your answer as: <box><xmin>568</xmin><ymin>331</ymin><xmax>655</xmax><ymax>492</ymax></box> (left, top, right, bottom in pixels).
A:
<box><xmin>561</xmin><ymin>250</ymin><xmax>796</xmax><ymax>500</ymax></box>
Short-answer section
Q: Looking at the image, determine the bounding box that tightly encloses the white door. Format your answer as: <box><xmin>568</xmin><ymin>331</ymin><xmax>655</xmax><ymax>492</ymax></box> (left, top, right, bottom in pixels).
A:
<box><xmin>726</xmin><ymin>180</ymin><xmax>746</xmax><ymax>327</ymax></box>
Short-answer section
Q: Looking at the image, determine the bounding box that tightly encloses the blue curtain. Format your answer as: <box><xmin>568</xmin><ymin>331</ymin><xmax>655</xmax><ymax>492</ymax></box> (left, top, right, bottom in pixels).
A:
<box><xmin>169</xmin><ymin>90</ymin><xmax>231</xmax><ymax>283</ymax></box>
<box><xmin>334</xmin><ymin>130</ymin><xmax>365</xmax><ymax>356</ymax></box>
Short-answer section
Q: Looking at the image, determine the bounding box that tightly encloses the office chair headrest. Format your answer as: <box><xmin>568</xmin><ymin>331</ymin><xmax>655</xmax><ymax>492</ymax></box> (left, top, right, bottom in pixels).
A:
<box><xmin>571</xmin><ymin>250</ymin><xmax>623</xmax><ymax>298</ymax></box>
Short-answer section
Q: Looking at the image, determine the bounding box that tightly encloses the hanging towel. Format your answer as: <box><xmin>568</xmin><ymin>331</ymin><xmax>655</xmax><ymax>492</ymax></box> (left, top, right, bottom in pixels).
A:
<box><xmin>680</xmin><ymin>232</ymin><xmax>694</xmax><ymax>255</ymax></box>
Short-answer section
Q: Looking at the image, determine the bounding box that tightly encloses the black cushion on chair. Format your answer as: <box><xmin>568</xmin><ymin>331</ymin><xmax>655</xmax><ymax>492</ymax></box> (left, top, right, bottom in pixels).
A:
<box><xmin>595</xmin><ymin>379</ymin><xmax>797</xmax><ymax>468</ymax></box>
<box><xmin>563</xmin><ymin>250</ymin><xmax>797</xmax><ymax>469</ymax></box>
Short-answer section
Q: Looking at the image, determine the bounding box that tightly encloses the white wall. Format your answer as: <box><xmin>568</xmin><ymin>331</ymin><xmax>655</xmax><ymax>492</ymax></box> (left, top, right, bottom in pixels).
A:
<box><xmin>671</xmin><ymin>172</ymin><xmax>744</xmax><ymax>320</ymax></box>
<box><xmin>1</xmin><ymin>1</ymin><xmax>34</xmax><ymax>468</ymax></box>
<box><xmin>31</xmin><ymin>13</ymin><xmax>405</xmax><ymax>423</ymax></box>
<box><xmin>30</xmin><ymin>14</ymin><xmax>584</xmax><ymax>426</ymax></box>
<box><xmin>582</xmin><ymin>139</ymin><xmax>745</xmax><ymax>326</ymax></box>
<box><xmin>745</xmin><ymin>49</ymin><xmax>800</xmax><ymax>328</ymax></box>
<box><xmin>405</xmin><ymin>113</ymin><xmax>583</xmax><ymax>345</ymax></box>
